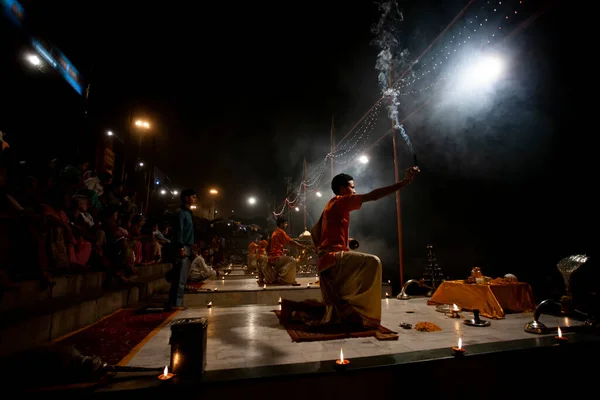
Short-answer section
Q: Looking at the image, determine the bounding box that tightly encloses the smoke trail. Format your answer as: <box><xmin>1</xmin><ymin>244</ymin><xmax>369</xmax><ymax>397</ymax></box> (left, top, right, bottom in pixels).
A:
<box><xmin>371</xmin><ymin>0</ymin><xmax>414</xmax><ymax>152</ymax></box>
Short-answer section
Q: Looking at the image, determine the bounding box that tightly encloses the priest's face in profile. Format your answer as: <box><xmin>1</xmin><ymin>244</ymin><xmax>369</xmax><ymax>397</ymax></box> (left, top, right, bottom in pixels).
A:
<box><xmin>340</xmin><ymin>180</ymin><xmax>356</xmax><ymax>196</ymax></box>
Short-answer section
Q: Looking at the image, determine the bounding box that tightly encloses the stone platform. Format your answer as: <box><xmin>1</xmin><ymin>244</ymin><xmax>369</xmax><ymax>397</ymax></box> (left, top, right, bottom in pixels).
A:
<box><xmin>184</xmin><ymin>275</ymin><xmax>393</xmax><ymax>307</ymax></box>
<box><xmin>126</xmin><ymin>297</ymin><xmax>584</xmax><ymax>371</ymax></box>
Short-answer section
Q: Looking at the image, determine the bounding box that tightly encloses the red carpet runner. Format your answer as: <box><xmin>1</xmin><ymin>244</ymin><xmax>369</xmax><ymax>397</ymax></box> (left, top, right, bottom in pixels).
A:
<box><xmin>55</xmin><ymin>309</ymin><xmax>177</xmax><ymax>366</ymax></box>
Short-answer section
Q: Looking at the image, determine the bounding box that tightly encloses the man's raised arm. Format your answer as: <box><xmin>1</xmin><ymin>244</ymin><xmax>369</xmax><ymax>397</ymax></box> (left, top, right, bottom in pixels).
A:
<box><xmin>362</xmin><ymin>166</ymin><xmax>420</xmax><ymax>203</ymax></box>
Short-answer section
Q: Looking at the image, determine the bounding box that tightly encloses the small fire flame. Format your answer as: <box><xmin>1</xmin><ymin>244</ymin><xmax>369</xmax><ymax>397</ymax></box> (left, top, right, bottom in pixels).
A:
<box><xmin>163</xmin><ymin>365</ymin><xmax>168</xmax><ymax>377</ymax></box>
<box><xmin>340</xmin><ymin>347</ymin><xmax>344</xmax><ymax>363</ymax></box>
<box><xmin>278</xmin><ymin>297</ymin><xmax>282</xmax><ymax>303</ymax></box>
<box><xmin>263</xmin><ymin>284</ymin><xmax>266</xmax><ymax>289</ymax></box>
<box><xmin>458</xmin><ymin>338</ymin><xmax>462</xmax><ymax>349</ymax></box>
<box><xmin>385</xmin><ymin>292</ymin><xmax>389</xmax><ymax>297</ymax></box>
<box><xmin>453</xmin><ymin>303</ymin><xmax>459</xmax><ymax>311</ymax></box>
<box><xmin>557</xmin><ymin>327</ymin><xmax>562</xmax><ymax>338</ymax></box>
<box><xmin>207</xmin><ymin>302</ymin><xmax>212</xmax><ymax>307</ymax></box>
<box><xmin>214</xmin><ymin>288</ymin><xmax>218</xmax><ymax>291</ymax></box>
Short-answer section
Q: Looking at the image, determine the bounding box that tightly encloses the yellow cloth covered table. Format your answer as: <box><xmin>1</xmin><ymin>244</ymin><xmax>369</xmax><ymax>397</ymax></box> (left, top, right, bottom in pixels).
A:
<box><xmin>427</xmin><ymin>280</ymin><xmax>536</xmax><ymax>319</ymax></box>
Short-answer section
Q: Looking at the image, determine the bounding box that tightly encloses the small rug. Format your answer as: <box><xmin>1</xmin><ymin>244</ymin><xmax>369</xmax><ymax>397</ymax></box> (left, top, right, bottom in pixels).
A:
<box><xmin>273</xmin><ymin>309</ymin><xmax>398</xmax><ymax>342</ymax></box>
<box><xmin>185</xmin><ymin>281</ymin><xmax>207</xmax><ymax>292</ymax></box>
<box><xmin>55</xmin><ymin>308</ymin><xmax>178</xmax><ymax>366</ymax></box>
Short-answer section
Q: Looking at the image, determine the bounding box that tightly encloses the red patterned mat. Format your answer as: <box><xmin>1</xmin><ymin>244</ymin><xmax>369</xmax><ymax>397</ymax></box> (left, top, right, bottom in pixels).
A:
<box><xmin>55</xmin><ymin>309</ymin><xmax>177</xmax><ymax>365</ymax></box>
<box><xmin>273</xmin><ymin>309</ymin><xmax>398</xmax><ymax>342</ymax></box>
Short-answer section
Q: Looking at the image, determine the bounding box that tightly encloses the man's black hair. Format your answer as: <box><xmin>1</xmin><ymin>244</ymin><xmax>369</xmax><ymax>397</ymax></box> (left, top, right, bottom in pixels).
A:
<box><xmin>180</xmin><ymin>188</ymin><xmax>197</xmax><ymax>204</ymax></box>
<box><xmin>331</xmin><ymin>173</ymin><xmax>354</xmax><ymax>195</ymax></box>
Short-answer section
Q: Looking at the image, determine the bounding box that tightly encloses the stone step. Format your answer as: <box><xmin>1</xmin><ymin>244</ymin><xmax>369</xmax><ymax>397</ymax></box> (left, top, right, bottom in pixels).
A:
<box><xmin>183</xmin><ymin>279</ymin><xmax>392</xmax><ymax>308</ymax></box>
<box><xmin>0</xmin><ymin>266</ymin><xmax>172</xmax><ymax>357</ymax></box>
<box><xmin>0</xmin><ymin>272</ymin><xmax>104</xmax><ymax>313</ymax></box>
<box><xmin>135</xmin><ymin>263</ymin><xmax>171</xmax><ymax>278</ymax></box>
<box><xmin>0</xmin><ymin>286</ymin><xmax>140</xmax><ymax>357</ymax></box>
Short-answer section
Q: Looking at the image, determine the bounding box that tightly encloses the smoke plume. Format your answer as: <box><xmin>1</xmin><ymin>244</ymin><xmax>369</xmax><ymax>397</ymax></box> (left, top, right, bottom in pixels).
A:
<box><xmin>372</xmin><ymin>0</ymin><xmax>414</xmax><ymax>153</ymax></box>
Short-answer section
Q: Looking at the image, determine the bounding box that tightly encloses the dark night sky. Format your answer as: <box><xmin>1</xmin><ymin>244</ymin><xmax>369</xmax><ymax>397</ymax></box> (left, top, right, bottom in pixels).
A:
<box><xmin>1</xmin><ymin>0</ymin><xmax>596</xmax><ymax>294</ymax></box>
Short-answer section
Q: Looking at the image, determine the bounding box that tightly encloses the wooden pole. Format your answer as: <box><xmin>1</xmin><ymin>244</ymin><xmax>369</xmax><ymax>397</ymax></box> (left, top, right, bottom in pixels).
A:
<box><xmin>388</xmin><ymin>73</ymin><xmax>405</xmax><ymax>288</ymax></box>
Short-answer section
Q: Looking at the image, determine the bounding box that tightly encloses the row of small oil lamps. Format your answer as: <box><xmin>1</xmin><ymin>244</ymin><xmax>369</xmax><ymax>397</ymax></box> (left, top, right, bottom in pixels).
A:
<box><xmin>159</xmin><ymin>327</ymin><xmax>569</xmax><ymax>381</ymax></box>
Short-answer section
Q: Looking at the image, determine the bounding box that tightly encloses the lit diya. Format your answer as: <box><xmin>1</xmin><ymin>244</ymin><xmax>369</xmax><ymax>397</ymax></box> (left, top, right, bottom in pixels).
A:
<box><xmin>158</xmin><ymin>365</ymin><xmax>174</xmax><ymax>380</ymax></box>
<box><xmin>554</xmin><ymin>326</ymin><xmax>568</xmax><ymax>344</ymax></box>
<box><xmin>452</xmin><ymin>338</ymin><xmax>466</xmax><ymax>356</ymax></box>
<box><xmin>335</xmin><ymin>347</ymin><xmax>350</xmax><ymax>368</ymax></box>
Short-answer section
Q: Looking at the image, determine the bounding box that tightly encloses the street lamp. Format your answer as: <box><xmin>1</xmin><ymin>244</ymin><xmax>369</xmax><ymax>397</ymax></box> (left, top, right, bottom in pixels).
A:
<box><xmin>135</xmin><ymin>120</ymin><xmax>151</xmax><ymax>129</ymax></box>
<box><xmin>160</xmin><ymin>190</ymin><xmax>166</xmax><ymax>195</ymax></box>
<box><xmin>358</xmin><ymin>155</ymin><xmax>369</xmax><ymax>164</ymax></box>
<box><xmin>173</xmin><ymin>190</ymin><xmax>178</xmax><ymax>195</ymax></box>
<box><xmin>107</xmin><ymin>130</ymin><xmax>113</xmax><ymax>136</ymax></box>
<box><xmin>248</xmin><ymin>197</ymin><xmax>256</xmax><ymax>205</ymax></box>
<box><xmin>209</xmin><ymin>189</ymin><xmax>218</xmax><ymax>219</ymax></box>
<box><xmin>295</xmin><ymin>207</ymin><xmax>300</xmax><ymax>212</ymax></box>
<box><xmin>138</xmin><ymin>162</ymin><xmax>144</xmax><ymax>167</ymax></box>
<box><xmin>26</xmin><ymin>54</ymin><xmax>41</xmax><ymax>67</ymax></box>
<box><xmin>316</xmin><ymin>192</ymin><xmax>322</xmax><ymax>197</ymax></box>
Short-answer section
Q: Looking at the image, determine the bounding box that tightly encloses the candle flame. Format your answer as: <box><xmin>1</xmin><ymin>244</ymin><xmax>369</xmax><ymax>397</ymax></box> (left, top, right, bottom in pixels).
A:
<box><xmin>263</xmin><ymin>284</ymin><xmax>266</xmax><ymax>289</ymax></box>
<box><xmin>557</xmin><ymin>327</ymin><xmax>562</xmax><ymax>337</ymax></box>
<box><xmin>453</xmin><ymin>303</ymin><xmax>459</xmax><ymax>310</ymax></box>
<box><xmin>385</xmin><ymin>292</ymin><xmax>389</xmax><ymax>296</ymax></box>
<box><xmin>458</xmin><ymin>338</ymin><xmax>462</xmax><ymax>349</ymax></box>
<box><xmin>340</xmin><ymin>347</ymin><xmax>344</xmax><ymax>362</ymax></box>
<box><xmin>207</xmin><ymin>302</ymin><xmax>212</xmax><ymax>306</ymax></box>
<box><xmin>163</xmin><ymin>365</ymin><xmax>168</xmax><ymax>377</ymax></box>
<box><xmin>278</xmin><ymin>297</ymin><xmax>282</xmax><ymax>303</ymax></box>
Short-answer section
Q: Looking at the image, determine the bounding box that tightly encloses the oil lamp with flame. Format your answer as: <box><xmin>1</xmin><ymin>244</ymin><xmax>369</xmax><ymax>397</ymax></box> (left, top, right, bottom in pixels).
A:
<box><xmin>278</xmin><ymin>297</ymin><xmax>282</xmax><ymax>304</ymax></box>
<box><xmin>158</xmin><ymin>365</ymin><xmax>174</xmax><ymax>380</ymax></box>
<box><xmin>452</xmin><ymin>338</ymin><xmax>466</xmax><ymax>356</ymax></box>
<box><xmin>449</xmin><ymin>304</ymin><xmax>461</xmax><ymax>318</ymax></box>
<box><xmin>335</xmin><ymin>347</ymin><xmax>350</xmax><ymax>368</ymax></box>
<box><xmin>207</xmin><ymin>302</ymin><xmax>212</xmax><ymax>308</ymax></box>
<box><xmin>554</xmin><ymin>326</ymin><xmax>568</xmax><ymax>344</ymax></box>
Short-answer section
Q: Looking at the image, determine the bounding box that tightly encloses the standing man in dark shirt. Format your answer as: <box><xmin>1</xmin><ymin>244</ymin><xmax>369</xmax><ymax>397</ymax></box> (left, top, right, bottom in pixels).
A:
<box><xmin>166</xmin><ymin>188</ymin><xmax>197</xmax><ymax>309</ymax></box>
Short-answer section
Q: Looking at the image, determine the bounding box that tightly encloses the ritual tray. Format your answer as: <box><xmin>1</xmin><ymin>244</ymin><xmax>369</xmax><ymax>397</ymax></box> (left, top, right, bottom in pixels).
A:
<box><xmin>435</xmin><ymin>304</ymin><xmax>461</xmax><ymax>313</ymax></box>
<box><xmin>463</xmin><ymin>319</ymin><xmax>491</xmax><ymax>327</ymax></box>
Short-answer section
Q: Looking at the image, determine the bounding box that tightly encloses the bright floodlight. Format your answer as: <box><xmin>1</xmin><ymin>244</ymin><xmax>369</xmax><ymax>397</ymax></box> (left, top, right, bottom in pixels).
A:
<box><xmin>160</xmin><ymin>190</ymin><xmax>166</xmax><ymax>195</ymax></box>
<box><xmin>173</xmin><ymin>190</ymin><xmax>178</xmax><ymax>195</ymax></box>
<box><xmin>248</xmin><ymin>197</ymin><xmax>256</xmax><ymax>205</ymax></box>
<box><xmin>464</xmin><ymin>55</ymin><xmax>503</xmax><ymax>87</ymax></box>
<box><xmin>107</xmin><ymin>131</ymin><xmax>113</xmax><ymax>136</ymax></box>
<box><xmin>209</xmin><ymin>189</ymin><xmax>218</xmax><ymax>195</ymax></box>
<box><xmin>358</xmin><ymin>155</ymin><xmax>369</xmax><ymax>164</ymax></box>
<box><xmin>295</xmin><ymin>207</ymin><xmax>300</xmax><ymax>212</ymax></box>
<box><xmin>316</xmin><ymin>192</ymin><xmax>322</xmax><ymax>197</ymax></box>
<box><xmin>26</xmin><ymin>54</ymin><xmax>41</xmax><ymax>66</ymax></box>
<box><xmin>139</xmin><ymin>162</ymin><xmax>144</xmax><ymax>167</ymax></box>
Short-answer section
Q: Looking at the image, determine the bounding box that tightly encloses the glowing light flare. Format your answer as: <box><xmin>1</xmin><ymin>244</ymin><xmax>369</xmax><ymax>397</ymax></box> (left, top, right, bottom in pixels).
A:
<box><xmin>26</xmin><ymin>54</ymin><xmax>41</xmax><ymax>66</ymax></box>
<box><xmin>358</xmin><ymin>155</ymin><xmax>369</xmax><ymax>164</ymax></box>
<box><xmin>248</xmin><ymin>197</ymin><xmax>256</xmax><ymax>205</ymax></box>
<box><xmin>463</xmin><ymin>55</ymin><xmax>504</xmax><ymax>88</ymax></box>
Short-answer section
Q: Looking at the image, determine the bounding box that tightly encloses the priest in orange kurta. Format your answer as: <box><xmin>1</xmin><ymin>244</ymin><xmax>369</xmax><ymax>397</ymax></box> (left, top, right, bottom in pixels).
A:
<box><xmin>265</xmin><ymin>217</ymin><xmax>305</xmax><ymax>285</ymax></box>
<box><xmin>247</xmin><ymin>240</ymin><xmax>259</xmax><ymax>273</ymax></box>
<box><xmin>311</xmin><ymin>167</ymin><xmax>419</xmax><ymax>327</ymax></box>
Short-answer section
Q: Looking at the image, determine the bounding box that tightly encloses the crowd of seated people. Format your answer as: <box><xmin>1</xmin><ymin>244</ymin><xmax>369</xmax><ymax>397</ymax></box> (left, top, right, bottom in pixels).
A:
<box><xmin>0</xmin><ymin>143</ymin><xmax>173</xmax><ymax>296</ymax></box>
